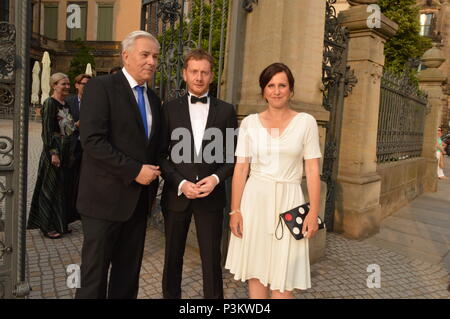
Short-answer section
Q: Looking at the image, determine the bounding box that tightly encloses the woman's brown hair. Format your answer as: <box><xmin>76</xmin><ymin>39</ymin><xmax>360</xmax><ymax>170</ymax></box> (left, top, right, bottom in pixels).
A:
<box><xmin>259</xmin><ymin>62</ymin><xmax>295</xmax><ymax>97</ymax></box>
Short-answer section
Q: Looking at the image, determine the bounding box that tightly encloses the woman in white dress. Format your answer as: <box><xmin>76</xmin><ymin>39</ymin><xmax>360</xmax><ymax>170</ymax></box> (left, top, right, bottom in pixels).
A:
<box><xmin>225</xmin><ymin>63</ymin><xmax>322</xmax><ymax>299</ymax></box>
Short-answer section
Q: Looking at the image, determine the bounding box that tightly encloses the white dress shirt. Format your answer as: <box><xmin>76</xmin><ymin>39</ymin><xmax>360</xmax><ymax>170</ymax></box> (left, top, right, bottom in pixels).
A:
<box><xmin>178</xmin><ymin>91</ymin><xmax>219</xmax><ymax>196</ymax></box>
<box><xmin>122</xmin><ymin>67</ymin><xmax>152</xmax><ymax>138</ymax></box>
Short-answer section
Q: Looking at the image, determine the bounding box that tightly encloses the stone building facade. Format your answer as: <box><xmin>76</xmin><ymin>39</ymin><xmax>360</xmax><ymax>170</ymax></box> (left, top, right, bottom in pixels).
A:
<box><xmin>1</xmin><ymin>0</ymin><xmax>143</xmax><ymax>76</ymax></box>
<box><xmin>416</xmin><ymin>0</ymin><xmax>450</xmax><ymax>130</ymax></box>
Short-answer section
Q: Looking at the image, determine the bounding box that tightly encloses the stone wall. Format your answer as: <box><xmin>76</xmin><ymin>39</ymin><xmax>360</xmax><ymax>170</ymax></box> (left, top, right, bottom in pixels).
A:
<box><xmin>236</xmin><ymin>0</ymin><xmax>328</xmax><ymax>123</ymax></box>
<box><xmin>377</xmin><ymin>158</ymin><xmax>427</xmax><ymax>220</ymax></box>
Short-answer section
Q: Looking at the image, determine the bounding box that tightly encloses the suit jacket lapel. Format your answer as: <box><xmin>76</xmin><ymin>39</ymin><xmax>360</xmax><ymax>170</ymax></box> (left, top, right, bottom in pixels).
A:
<box><xmin>147</xmin><ymin>89</ymin><xmax>158</xmax><ymax>144</ymax></box>
<box><xmin>200</xmin><ymin>96</ymin><xmax>218</xmax><ymax>152</ymax></box>
<box><xmin>178</xmin><ymin>95</ymin><xmax>197</xmax><ymax>159</ymax></box>
<box><xmin>115</xmin><ymin>71</ymin><xmax>147</xmax><ymax>142</ymax></box>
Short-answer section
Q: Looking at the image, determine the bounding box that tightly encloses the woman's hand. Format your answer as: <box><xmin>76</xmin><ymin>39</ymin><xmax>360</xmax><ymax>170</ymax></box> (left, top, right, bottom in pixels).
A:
<box><xmin>302</xmin><ymin>212</ymin><xmax>319</xmax><ymax>239</ymax></box>
<box><xmin>230</xmin><ymin>212</ymin><xmax>243</xmax><ymax>239</ymax></box>
<box><xmin>51</xmin><ymin>154</ymin><xmax>60</xmax><ymax>167</ymax></box>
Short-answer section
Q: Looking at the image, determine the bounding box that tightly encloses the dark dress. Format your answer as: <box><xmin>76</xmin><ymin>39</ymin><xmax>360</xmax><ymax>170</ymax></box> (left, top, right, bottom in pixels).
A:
<box><xmin>27</xmin><ymin>97</ymin><xmax>79</xmax><ymax>235</ymax></box>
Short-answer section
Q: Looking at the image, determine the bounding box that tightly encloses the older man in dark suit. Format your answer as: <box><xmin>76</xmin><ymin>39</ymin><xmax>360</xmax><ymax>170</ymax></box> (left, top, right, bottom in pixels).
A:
<box><xmin>75</xmin><ymin>30</ymin><xmax>161</xmax><ymax>299</ymax></box>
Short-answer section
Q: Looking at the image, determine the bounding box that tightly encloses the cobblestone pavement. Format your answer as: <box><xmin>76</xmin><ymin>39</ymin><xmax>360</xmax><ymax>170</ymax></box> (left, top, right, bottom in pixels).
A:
<box><xmin>2</xmin><ymin>120</ymin><xmax>449</xmax><ymax>299</ymax></box>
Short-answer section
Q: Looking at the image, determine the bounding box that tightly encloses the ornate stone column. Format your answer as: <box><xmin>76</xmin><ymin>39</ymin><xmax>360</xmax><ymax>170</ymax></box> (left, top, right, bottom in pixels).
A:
<box><xmin>418</xmin><ymin>44</ymin><xmax>447</xmax><ymax>192</ymax></box>
<box><xmin>222</xmin><ymin>0</ymin><xmax>329</xmax><ymax>263</ymax></box>
<box><xmin>234</xmin><ymin>0</ymin><xmax>328</xmax><ymax>122</ymax></box>
<box><xmin>334</xmin><ymin>5</ymin><xmax>398</xmax><ymax>239</ymax></box>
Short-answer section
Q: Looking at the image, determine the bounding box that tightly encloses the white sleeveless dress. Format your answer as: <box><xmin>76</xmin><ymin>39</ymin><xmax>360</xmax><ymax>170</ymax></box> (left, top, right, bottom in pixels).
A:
<box><xmin>225</xmin><ymin>112</ymin><xmax>322</xmax><ymax>292</ymax></box>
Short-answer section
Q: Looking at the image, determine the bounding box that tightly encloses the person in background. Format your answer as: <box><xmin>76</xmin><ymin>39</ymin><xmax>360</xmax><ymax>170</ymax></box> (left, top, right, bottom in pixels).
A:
<box><xmin>65</xmin><ymin>73</ymin><xmax>91</xmax><ymax>220</ymax></box>
<box><xmin>28</xmin><ymin>72</ymin><xmax>78</xmax><ymax>239</ymax></box>
<box><xmin>109</xmin><ymin>66</ymin><xmax>122</xmax><ymax>75</ymax></box>
<box><xmin>436</xmin><ymin>127</ymin><xmax>447</xmax><ymax>180</ymax></box>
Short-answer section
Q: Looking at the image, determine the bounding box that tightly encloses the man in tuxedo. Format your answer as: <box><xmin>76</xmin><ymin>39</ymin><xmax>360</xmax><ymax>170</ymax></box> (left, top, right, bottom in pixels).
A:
<box><xmin>159</xmin><ymin>49</ymin><xmax>237</xmax><ymax>299</ymax></box>
<box><xmin>75</xmin><ymin>30</ymin><xmax>161</xmax><ymax>299</ymax></box>
<box><xmin>66</xmin><ymin>73</ymin><xmax>91</xmax><ymax>126</ymax></box>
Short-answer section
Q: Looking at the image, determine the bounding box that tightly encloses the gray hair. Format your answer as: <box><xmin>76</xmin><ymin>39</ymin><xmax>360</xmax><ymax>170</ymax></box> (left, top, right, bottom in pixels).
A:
<box><xmin>121</xmin><ymin>30</ymin><xmax>160</xmax><ymax>54</ymax></box>
<box><xmin>50</xmin><ymin>72</ymin><xmax>68</xmax><ymax>87</ymax></box>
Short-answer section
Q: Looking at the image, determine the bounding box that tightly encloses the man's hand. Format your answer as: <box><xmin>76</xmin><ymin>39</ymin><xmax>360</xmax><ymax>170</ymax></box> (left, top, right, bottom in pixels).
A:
<box><xmin>181</xmin><ymin>181</ymin><xmax>200</xmax><ymax>199</ymax></box>
<box><xmin>135</xmin><ymin>165</ymin><xmax>160</xmax><ymax>185</ymax></box>
<box><xmin>75</xmin><ymin>120</ymin><xmax>80</xmax><ymax>128</ymax></box>
<box><xmin>51</xmin><ymin>154</ymin><xmax>60</xmax><ymax>167</ymax></box>
<box><xmin>196</xmin><ymin>176</ymin><xmax>218</xmax><ymax>198</ymax></box>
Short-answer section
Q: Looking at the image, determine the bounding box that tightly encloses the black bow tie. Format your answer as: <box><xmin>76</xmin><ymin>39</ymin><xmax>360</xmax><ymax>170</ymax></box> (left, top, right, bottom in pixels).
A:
<box><xmin>190</xmin><ymin>95</ymin><xmax>208</xmax><ymax>104</ymax></box>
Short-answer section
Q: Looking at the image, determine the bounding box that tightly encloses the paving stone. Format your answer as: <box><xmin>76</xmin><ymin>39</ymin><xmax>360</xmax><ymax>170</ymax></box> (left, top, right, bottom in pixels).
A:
<box><xmin>6</xmin><ymin>120</ymin><xmax>446</xmax><ymax>300</ymax></box>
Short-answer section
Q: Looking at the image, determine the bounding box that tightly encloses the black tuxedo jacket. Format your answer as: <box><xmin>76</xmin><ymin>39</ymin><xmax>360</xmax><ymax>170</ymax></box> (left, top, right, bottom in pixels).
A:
<box><xmin>65</xmin><ymin>94</ymin><xmax>80</xmax><ymax>122</ymax></box>
<box><xmin>77</xmin><ymin>71</ymin><xmax>161</xmax><ymax>221</ymax></box>
<box><xmin>159</xmin><ymin>95</ymin><xmax>237</xmax><ymax>212</ymax></box>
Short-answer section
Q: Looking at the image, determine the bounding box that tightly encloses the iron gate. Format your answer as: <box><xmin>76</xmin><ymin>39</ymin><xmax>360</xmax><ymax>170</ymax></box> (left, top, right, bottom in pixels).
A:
<box><xmin>141</xmin><ymin>0</ymin><xmax>229</xmax><ymax>102</ymax></box>
<box><xmin>321</xmin><ymin>0</ymin><xmax>357</xmax><ymax>231</ymax></box>
<box><xmin>0</xmin><ymin>0</ymin><xmax>31</xmax><ymax>298</ymax></box>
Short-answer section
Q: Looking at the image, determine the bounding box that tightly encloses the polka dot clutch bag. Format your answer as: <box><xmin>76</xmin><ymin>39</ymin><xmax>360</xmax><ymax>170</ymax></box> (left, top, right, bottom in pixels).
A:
<box><xmin>275</xmin><ymin>202</ymin><xmax>325</xmax><ymax>240</ymax></box>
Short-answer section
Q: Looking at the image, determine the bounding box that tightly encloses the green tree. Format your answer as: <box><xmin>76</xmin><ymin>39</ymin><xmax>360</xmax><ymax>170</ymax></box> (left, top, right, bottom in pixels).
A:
<box><xmin>157</xmin><ymin>0</ymin><xmax>227</xmax><ymax>84</ymax></box>
<box><xmin>379</xmin><ymin>0</ymin><xmax>432</xmax><ymax>79</ymax></box>
<box><xmin>67</xmin><ymin>39</ymin><xmax>95</xmax><ymax>88</ymax></box>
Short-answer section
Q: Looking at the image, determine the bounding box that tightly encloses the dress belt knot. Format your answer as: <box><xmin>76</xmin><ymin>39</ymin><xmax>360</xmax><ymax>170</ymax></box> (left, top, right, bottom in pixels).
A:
<box><xmin>249</xmin><ymin>174</ymin><xmax>301</xmax><ymax>235</ymax></box>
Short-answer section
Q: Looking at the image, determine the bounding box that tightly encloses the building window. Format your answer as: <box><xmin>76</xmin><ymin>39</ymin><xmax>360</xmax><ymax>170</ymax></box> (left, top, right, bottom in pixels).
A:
<box><xmin>44</xmin><ymin>3</ymin><xmax>58</xmax><ymax>39</ymax></box>
<box><xmin>97</xmin><ymin>4</ymin><xmax>114</xmax><ymax>41</ymax></box>
<box><xmin>420</xmin><ymin>13</ymin><xmax>434</xmax><ymax>37</ymax></box>
<box><xmin>66</xmin><ymin>2</ymin><xmax>87</xmax><ymax>41</ymax></box>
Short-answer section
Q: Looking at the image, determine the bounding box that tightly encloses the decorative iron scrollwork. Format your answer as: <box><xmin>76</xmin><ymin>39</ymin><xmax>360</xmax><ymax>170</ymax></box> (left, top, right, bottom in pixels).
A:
<box><xmin>0</xmin><ymin>23</ymin><xmax>16</xmax><ymax>42</ymax></box>
<box><xmin>0</xmin><ymin>84</ymin><xmax>14</xmax><ymax>107</ymax></box>
<box><xmin>344</xmin><ymin>67</ymin><xmax>358</xmax><ymax>97</ymax></box>
<box><xmin>0</xmin><ymin>137</ymin><xmax>13</xmax><ymax>166</ymax></box>
<box><xmin>321</xmin><ymin>141</ymin><xmax>337</xmax><ymax>183</ymax></box>
<box><xmin>158</xmin><ymin>0</ymin><xmax>182</xmax><ymax>24</ymax></box>
<box><xmin>243</xmin><ymin>0</ymin><xmax>258</xmax><ymax>12</ymax></box>
<box><xmin>0</xmin><ymin>182</ymin><xmax>13</xmax><ymax>202</ymax></box>
<box><xmin>321</xmin><ymin>0</ymin><xmax>354</xmax><ymax>231</ymax></box>
<box><xmin>0</xmin><ymin>22</ymin><xmax>15</xmax><ymax>80</ymax></box>
<box><xmin>322</xmin><ymin>0</ymin><xmax>350</xmax><ymax>112</ymax></box>
<box><xmin>0</xmin><ymin>240</ymin><xmax>12</xmax><ymax>258</ymax></box>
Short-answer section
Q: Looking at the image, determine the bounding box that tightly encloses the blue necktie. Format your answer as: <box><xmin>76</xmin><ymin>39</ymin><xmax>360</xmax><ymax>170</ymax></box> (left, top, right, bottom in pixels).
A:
<box><xmin>135</xmin><ymin>85</ymin><xmax>149</xmax><ymax>139</ymax></box>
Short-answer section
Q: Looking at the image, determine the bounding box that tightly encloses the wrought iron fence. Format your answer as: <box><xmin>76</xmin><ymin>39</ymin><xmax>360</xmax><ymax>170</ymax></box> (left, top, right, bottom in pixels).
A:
<box><xmin>141</xmin><ymin>0</ymin><xmax>228</xmax><ymax>101</ymax></box>
<box><xmin>0</xmin><ymin>0</ymin><xmax>31</xmax><ymax>298</ymax></box>
<box><xmin>377</xmin><ymin>71</ymin><xmax>428</xmax><ymax>163</ymax></box>
<box><xmin>320</xmin><ymin>0</ymin><xmax>355</xmax><ymax>232</ymax></box>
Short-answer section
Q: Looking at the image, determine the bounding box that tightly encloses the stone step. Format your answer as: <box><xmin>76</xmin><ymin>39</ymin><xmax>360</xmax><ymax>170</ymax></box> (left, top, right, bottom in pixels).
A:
<box><xmin>394</xmin><ymin>207</ymin><xmax>450</xmax><ymax>229</ymax></box>
<box><xmin>409</xmin><ymin>199</ymin><xmax>450</xmax><ymax>216</ymax></box>
<box><xmin>374</xmin><ymin>227</ymin><xmax>449</xmax><ymax>260</ymax></box>
<box><xmin>382</xmin><ymin>215</ymin><xmax>450</xmax><ymax>246</ymax></box>
<box><xmin>364</xmin><ymin>236</ymin><xmax>444</xmax><ymax>265</ymax></box>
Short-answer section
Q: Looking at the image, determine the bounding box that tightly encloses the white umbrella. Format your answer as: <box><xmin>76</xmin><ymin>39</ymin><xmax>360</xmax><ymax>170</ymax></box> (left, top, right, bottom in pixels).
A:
<box><xmin>85</xmin><ymin>63</ymin><xmax>93</xmax><ymax>76</ymax></box>
<box><xmin>31</xmin><ymin>61</ymin><xmax>41</xmax><ymax>105</ymax></box>
<box><xmin>40</xmin><ymin>51</ymin><xmax>51</xmax><ymax>104</ymax></box>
